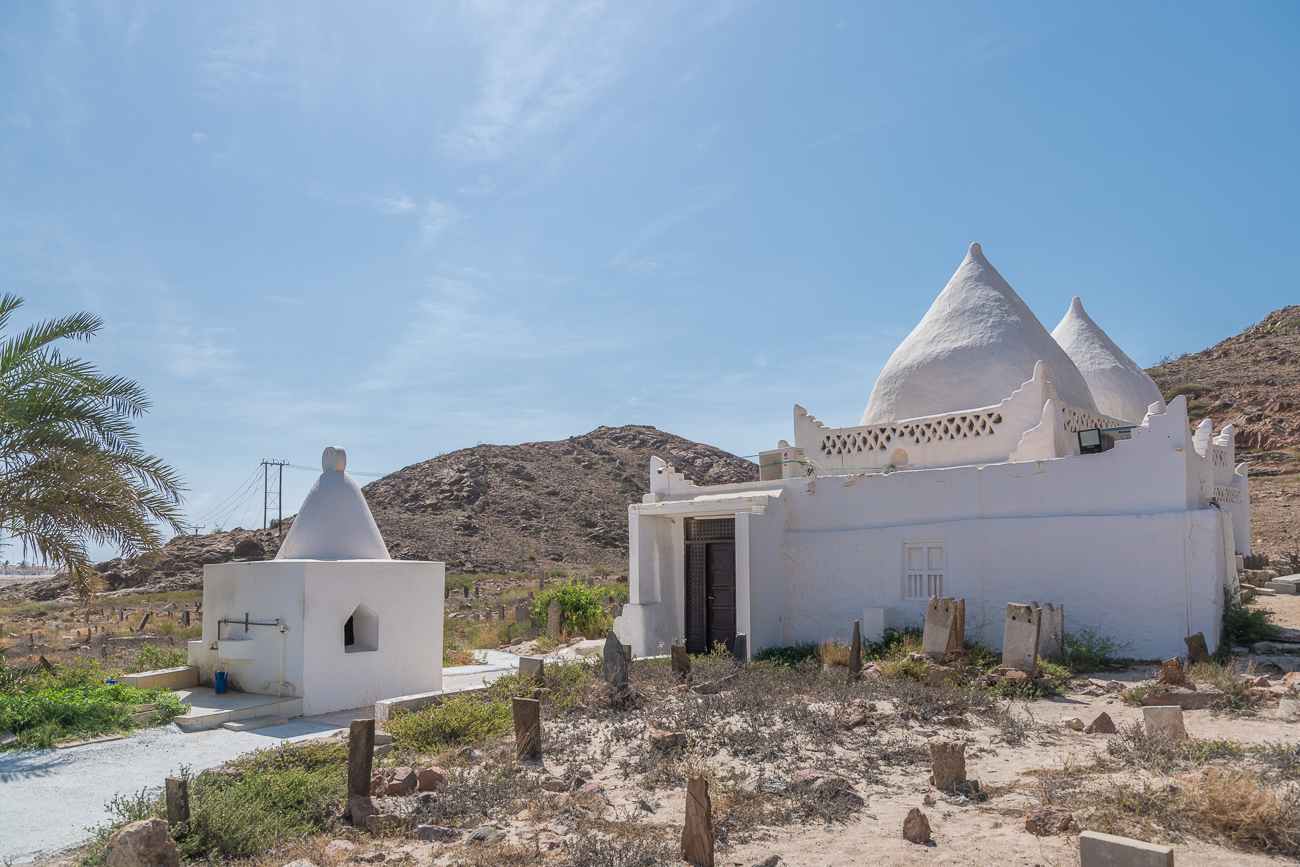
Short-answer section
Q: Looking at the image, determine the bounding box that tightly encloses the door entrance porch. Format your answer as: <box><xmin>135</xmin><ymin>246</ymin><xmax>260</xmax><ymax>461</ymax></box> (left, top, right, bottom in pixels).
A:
<box><xmin>684</xmin><ymin>517</ymin><xmax>737</xmax><ymax>654</ymax></box>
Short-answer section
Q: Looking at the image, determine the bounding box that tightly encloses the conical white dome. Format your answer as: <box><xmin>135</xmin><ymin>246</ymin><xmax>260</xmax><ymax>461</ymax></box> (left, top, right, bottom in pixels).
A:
<box><xmin>276</xmin><ymin>447</ymin><xmax>391</xmax><ymax>560</ymax></box>
<box><xmin>1050</xmin><ymin>297</ymin><xmax>1163</xmax><ymax>425</ymax></box>
<box><xmin>862</xmin><ymin>244</ymin><xmax>1098</xmax><ymax>424</ymax></box>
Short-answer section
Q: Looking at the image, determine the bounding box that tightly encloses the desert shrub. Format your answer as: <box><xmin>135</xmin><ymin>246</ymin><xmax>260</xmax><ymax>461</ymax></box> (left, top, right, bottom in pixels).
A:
<box><xmin>1061</xmin><ymin>625</ymin><xmax>1133</xmax><ymax>673</ymax></box>
<box><xmin>530</xmin><ymin>579</ymin><xmax>610</xmax><ymax>638</ymax></box>
<box><xmin>0</xmin><ymin>680</ymin><xmax>186</xmax><ymax>748</ymax></box>
<box><xmin>0</xmin><ymin>648</ymin><xmax>37</xmax><ymax>694</ymax></box>
<box><xmin>1221</xmin><ymin>586</ymin><xmax>1280</xmax><ymax>651</ymax></box>
<box><xmin>752</xmin><ymin>641</ymin><xmax>819</xmax><ymax>666</ymax></box>
<box><xmin>1186</xmin><ymin>660</ymin><xmax>1256</xmax><ymax>712</ymax></box>
<box><xmin>863</xmin><ymin>625</ymin><xmax>923</xmax><ymax>660</ymax></box>
<box><xmin>1176</xmin><ymin>768</ymin><xmax>1300</xmax><ymax>854</ymax></box>
<box><xmin>817</xmin><ymin>639</ymin><xmax>850</xmax><ymax>666</ymax></box>
<box><xmin>386</xmin><ymin>695</ymin><xmax>512</xmax><ymax>752</ymax></box>
<box><xmin>181</xmin><ymin>624</ymin><xmax>202</xmax><ymax>640</ymax></box>
<box><xmin>1163</xmin><ymin>383</ymin><xmax>1212</xmax><ymax>401</ymax></box>
<box><xmin>133</xmin><ymin>644</ymin><xmax>188</xmax><ymax>672</ymax></box>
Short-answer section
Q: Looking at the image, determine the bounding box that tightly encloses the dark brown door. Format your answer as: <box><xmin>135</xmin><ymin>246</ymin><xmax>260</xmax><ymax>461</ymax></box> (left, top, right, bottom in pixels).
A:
<box><xmin>706</xmin><ymin>542</ymin><xmax>736</xmax><ymax>653</ymax></box>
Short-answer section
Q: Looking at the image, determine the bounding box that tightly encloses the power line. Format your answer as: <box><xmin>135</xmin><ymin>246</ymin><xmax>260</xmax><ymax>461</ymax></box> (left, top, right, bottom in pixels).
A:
<box><xmin>262</xmin><ymin>460</ymin><xmax>289</xmax><ymax>538</ymax></box>
<box><xmin>285</xmin><ymin>463</ymin><xmax>387</xmax><ymax>477</ymax></box>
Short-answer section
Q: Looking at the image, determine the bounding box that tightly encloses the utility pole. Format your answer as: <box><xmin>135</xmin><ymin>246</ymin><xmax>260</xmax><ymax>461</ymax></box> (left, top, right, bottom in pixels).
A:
<box><xmin>261</xmin><ymin>460</ymin><xmax>289</xmax><ymax>537</ymax></box>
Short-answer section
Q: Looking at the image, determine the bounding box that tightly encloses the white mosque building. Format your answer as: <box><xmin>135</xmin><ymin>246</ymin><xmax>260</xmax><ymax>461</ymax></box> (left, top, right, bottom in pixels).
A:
<box><xmin>615</xmin><ymin>244</ymin><xmax>1248</xmax><ymax>661</ymax></box>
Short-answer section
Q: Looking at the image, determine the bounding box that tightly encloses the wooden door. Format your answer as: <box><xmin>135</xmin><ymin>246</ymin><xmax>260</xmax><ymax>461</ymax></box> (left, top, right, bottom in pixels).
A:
<box><xmin>706</xmin><ymin>542</ymin><xmax>736</xmax><ymax>653</ymax></box>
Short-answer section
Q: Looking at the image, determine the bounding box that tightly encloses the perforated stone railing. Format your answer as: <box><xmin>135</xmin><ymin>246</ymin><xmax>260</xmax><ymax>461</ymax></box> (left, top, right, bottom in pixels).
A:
<box><xmin>819</xmin><ymin>411</ymin><xmax>1004</xmax><ymax>456</ymax></box>
<box><xmin>1058</xmin><ymin>405</ymin><xmax>1128</xmax><ymax>434</ymax></box>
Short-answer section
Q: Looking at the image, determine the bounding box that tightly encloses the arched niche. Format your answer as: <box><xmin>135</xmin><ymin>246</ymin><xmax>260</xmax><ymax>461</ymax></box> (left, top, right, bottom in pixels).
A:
<box><xmin>344</xmin><ymin>602</ymin><xmax>379</xmax><ymax>653</ymax></box>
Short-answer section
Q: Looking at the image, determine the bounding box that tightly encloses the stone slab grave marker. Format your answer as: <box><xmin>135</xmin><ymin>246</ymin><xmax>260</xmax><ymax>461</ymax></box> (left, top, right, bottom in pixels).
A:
<box><xmin>922</xmin><ymin>597</ymin><xmax>965</xmax><ymax>659</ymax></box>
<box><xmin>513</xmin><ymin>605</ymin><xmax>530</xmax><ymax>624</ymax></box>
<box><xmin>671</xmin><ymin>643</ymin><xmax>691</xmax><ymax>681</ymax></box>
<box><xmin>848</xmin><ymin>621</ymin><xmax>862</xmax><ymax>676</ymax></box>
<box><xmin>1033</xmin><ymin>602</ymin><xmax>1064</xmax><ymax>661</ymax></box>
<box><xmin>519</xmin><ymin>655</ymin><xmax>544</xmax><ymax>684</ymax></box>
<box><xmin>1143</xmin><ymin>706</ymin><xmax>1187</xmax><ymax>740</ymax></box>
<box><xmin>347</xmin><ymin>719</ymin><xmax>376</xmax><ymax>800</ymax></box>
<box><xmin>1002</xmin><ymin>603</ymin><xmax>1042</xmax><ymax>675</ymax></box>
<box><xmin>1184</xmin><ymin>632</ymin><xmax>1212</xmax><ymax>665</ymax></box>
<box><xmin>1079</xmin><ymin>830</ymin><xmax>1174</xmax><ymax>867</ymax></box>
<box><xmin>512</xmin><ymin>697</ymin><xmax>541</xmax><ymax>759</ymax></box>
<box><xmin>681</xmin><ymin>775</ymin><xmax>714</xmax><ymax>867</ymax></box>
<box><xmin>732</xmin><ymin>632</ymin><xmax>748</xmax><ymax>663</ymax></box>
<box><xmin>604</xmin><ymin>630</ymin><xmax>628</xmax><ymax>694</ymax></box>
<box><xmin>164</xmin><ymin>776</ymin><xmax>190</xmax><ymax>829</ymax></box>
<box><xmin>928</xmin><ymin>738</ymin><xmax>967</xmax><ymax>791</ymax></box>
<box><xmin>546</xmin><ymin>600</ymin><xmax>562</xmax><ymax>639</ymax></box>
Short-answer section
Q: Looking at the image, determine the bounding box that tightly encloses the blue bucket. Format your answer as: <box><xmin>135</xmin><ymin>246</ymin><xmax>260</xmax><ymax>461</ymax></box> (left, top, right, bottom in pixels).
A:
<box><xmin>214</xmin><ymin>671</ymin><xmax>228</xmax><ymax>695</ymax></box>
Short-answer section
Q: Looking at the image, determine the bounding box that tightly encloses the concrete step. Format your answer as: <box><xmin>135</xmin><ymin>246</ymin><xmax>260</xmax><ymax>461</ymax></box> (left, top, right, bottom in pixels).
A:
<box><xmin>1265</xmin><ymin>582</ymin><xmax>1297</xmax><ymax>595</ymax></box>
<box><xmin>221</xmin><ymin>715</ymin><xmax>290</xmax><ymax>732</ymax></box>
<box><xmin>171</xmin><ymin>688</ymin><xmax>303</xmax><ymax>732</ymax></box>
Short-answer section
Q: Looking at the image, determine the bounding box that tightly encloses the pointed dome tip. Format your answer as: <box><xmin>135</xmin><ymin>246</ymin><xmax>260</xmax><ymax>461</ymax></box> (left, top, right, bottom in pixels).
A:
<box><xmin>968</xmin><ymin>242</ymin><xmax>983</xmax><ymax>257</ymax></box>
<box><xmin>1069</xmin><ymin>296</ymin><xmax>1084</xmax><ymax>314</ymax></box>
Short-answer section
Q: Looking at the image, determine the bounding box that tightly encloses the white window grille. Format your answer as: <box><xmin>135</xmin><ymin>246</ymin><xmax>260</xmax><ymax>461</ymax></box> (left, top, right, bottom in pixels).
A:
<box><xmin>904</xmin><ymin>543</ymin><xmax>944</xmax><ymax>599</ymax></box>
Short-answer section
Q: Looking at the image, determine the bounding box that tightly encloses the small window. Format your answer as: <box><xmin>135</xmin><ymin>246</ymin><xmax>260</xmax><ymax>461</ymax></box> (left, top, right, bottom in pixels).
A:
<box><xmin>345</xmin><ymin>603</ymin><xmax>379</xmax><ymax>653</ymax></box>
<box><xmin>904</xmin><ymin>542</ymin><xmax>944</xmax><ymax>599</ymax></box>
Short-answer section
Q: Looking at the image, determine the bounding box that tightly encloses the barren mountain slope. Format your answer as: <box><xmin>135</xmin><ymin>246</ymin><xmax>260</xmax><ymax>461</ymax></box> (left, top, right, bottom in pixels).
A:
<box><xmin>363</xmin><ymin>424</ymin><xmax>757</xmax><ymax>573</ymax></box>
<box><xmin>1147</xmin><ymin>305</ymin><xmax>1300</xmax><ymax>561</ymax></box>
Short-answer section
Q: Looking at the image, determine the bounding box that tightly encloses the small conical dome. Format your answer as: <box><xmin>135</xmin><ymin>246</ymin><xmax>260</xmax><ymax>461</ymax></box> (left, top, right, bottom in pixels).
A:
<box><xmin>862</xmin><ymin>244</ymin><xmax>1098</xmax><ymax>424</ymax></box>
<box><xmin>1051</xmin><ymin>297</ymin><xmax>1163</xmax><ymax>425</ymax></box>
<box><xmin>276</xmin><ymin>447</ymin><xmax>391</xmax><ymax>560</ymax></box>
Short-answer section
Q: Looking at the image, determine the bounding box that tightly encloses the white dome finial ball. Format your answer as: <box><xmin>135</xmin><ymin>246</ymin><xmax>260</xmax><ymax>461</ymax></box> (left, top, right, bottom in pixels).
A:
<box><xmin>322</xmin><ymin>446</ymin><xmax>347</xmax><ymax>473</ymax></box>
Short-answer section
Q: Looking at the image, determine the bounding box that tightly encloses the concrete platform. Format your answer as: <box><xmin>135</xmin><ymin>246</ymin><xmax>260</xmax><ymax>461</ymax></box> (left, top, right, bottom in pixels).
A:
<box><xmin>171</xmin><ymin>687</ymin><xmax>304</xmax><ymax>731</ymax></box>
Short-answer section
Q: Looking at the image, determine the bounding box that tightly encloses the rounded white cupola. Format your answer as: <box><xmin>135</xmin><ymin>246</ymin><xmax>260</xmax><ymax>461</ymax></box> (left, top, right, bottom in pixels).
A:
<box><xmin>275</xmin><ymin>447</ymin><xmax>392</xmax><ymax>561</ymax></box>
<box><xmin>862</xmin><ymin>243</ymin><xmax>1099</xmax><ymax>425</ymax></box>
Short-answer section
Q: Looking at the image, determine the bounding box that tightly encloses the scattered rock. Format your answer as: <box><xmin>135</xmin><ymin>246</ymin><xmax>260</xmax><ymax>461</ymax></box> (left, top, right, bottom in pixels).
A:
<box><xmin>939</xmin><ymin>714</ymin><xmax>965</xmax><ymax>727</ymax></box>
<box><xmin>902</xmin><ymin>807</ymin><xmax>931</xmax><ymax>844</ymax></box>
<box><xmin>923</xmin><ymin>664</ymin><xmax>962</xmax><ymax>687</ymax></box>
<box><xmin>370</xmin><ymin>773</ymin><xmax>385</xmax><ymax>796</ymax></box>
<box><xmin>365</xmin><ymin>814</ymin><xmax>403</xmax><ymax>834</ymax></box>
<box><xmin>104</xmin><ymin>818</ymin><xmax>180</xmax><ymax>867</ymax></box>
<box><xmin>1084</xmin><ymin>712</ymin><xmax>1116</xmax><ymax>734</ymax></box>
<box><xmin>414</xmin><ymin>825</ymin><xmax>457</xmax><ymax>842</ymax></box>
<box><xmin>416</xmin><ymin>767</ymin><xmax>446</xmax><ymax>791</ymax></box>
<box><xmin>540</xmin><ymin>777</ymin><xmax>568</xmax><ymax>792</ymax></box>
<box><xmin>691</xmin><ymin>673</ymin><xmax>739</xmax><ymax>695</ymax></box>
<box><xmin>358</xmin><ymin>850</ymin><xmax>386</xmax><ymax>863</ymax></box>
<box><xmin>386</xmin><ymin>767</ymin><xmax>416</xmax><ymax>796</ymax></box>
<box><xmin>577</xmin><ymin>780</ymin><xmax>606</xmax><ymax>797</ymax></box>
<box><xmin>1025</xmin><ymin>806</ymin><xmax>1074</xmax><ymax>835</ymax></box>
<box><xmin>1185</xmin><ymin>632</ymin><xmax>1212</xmax><ymax>665</ymax></box>
<box><xmin>467</xmin><ymin>825</ymin><xmax>505</xmax><ymax>844</ymax></box>
<box><xmin>751</xmin><ymin>857</ymin><xmax>781</xmax><ymax>867</ymax></box>
<box><xmin>0</xmin><ymin>731</ymin><xmax>16</xmax><ymax>746</ymax></box>
<box><xmin>1061</xmin><ymin>717</ymin><xmax>1084</xmax><ymax>731</ymax></box>
<box><xmin>536</xmin><ymin>831</ymin><xmax>567</xmax><ymax>854</ymax></box>
<box><xmin>635</xmin><ymin>797</ymin><xmax>661</xmax><ymax>813</ymax></box>
<box><xmin>324</xmin><ymin>840</ymin><xmax>356</xmax><ymax>856</ymax></box>
<box><xmin>348</xmin><ymin>796</ymin><xmax>378</xmax><ymax>828</ymax></box>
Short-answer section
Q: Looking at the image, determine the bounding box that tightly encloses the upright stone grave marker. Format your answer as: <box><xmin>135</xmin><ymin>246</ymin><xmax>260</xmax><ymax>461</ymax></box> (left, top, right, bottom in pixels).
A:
<box><xmin>848</xmin><ymin>621</ymin><xmax>862</xmax><ymax>676</ymax></box>
<box><xmin>604</xmin><ymin>630</ymin><xmax>628</xmax><ymax>695</ymax></box>
<box><xmin>1184</xmin><ymin>631</ymin><xmax>1212</xmax><ymax>665</ymax></box>
<box><xmin>1033</xmin><ymin>602</ymin><xmax>1064</xmax><ymax>661</ymax></box>
<box><xmin>512</xmin><ymin>697</ymin><xmax>541</xmax><ymax>759</ymax></box>
<box><xmin>546</xmin><ymin>600</ymin><xmax>562</xmax><ymax>639</ymax></box>
<box><xmin>922</xmin><ymin>597</ymin><xmax>963</xmax><ymax>659</ymax></box>
<box><xmin>681</xmin><ymin>775</ymin><xmax>714</xmax><ymax>867</ymax></box>
<box><xmin>347</xmin><ymin>719</ymin><xmax>375</xmax><ymax>800</ymax></box>
<box><xmin>1002</xmin><ymin>603</ymin><xmax>1042</xmax><ymax>675</ymax></box>
<box><xmin>671</xmin><ymin>643</ymin><xmax>691</xmax><ymax>681</ymax></box>
<box><xmin>732</xmin><ymin>633</ymin><xmax>747</xmax><ymax>663</ymax></box>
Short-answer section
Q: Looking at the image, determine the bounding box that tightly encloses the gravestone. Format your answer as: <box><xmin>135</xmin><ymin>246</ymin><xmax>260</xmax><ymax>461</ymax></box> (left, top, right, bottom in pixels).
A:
<box><xmin>848</xmin><ymin>621</ymin><xmax>862</xmax><ymax>676</ymax></box>
<box><xmin>1002</xmin><ymin>603</ymin><xmax>1042</xmax><ymax>675</ymax></box>
<box><xmin>1078</xmin><ymin>831</ymin><xmax>1174</xmax><ymax>867</ymax></box>
<box><xmin>519</xmin><ymin>656</ymin><xmax>544</xmax><ymax>683</ymax></box>
<box><xmin>1033</xmin><ymin>602</ymin><xmax>1064</xmax><ymax>661</ymax></box>
<box><xmin>603</xmin><ymin>631</ymin><xmax>628</xmax><ymax>694</ymax></box>
<box><xmin>512</xmin><ymin>697</ymin><xmax>541</xmax><ymax>759</ymax></box>
<box><xmin>681</xmin><ymin>775</ymin><xmax>714</xmax><ymax>867</ymax></box>
<box><xmin>671</xmin><ymin>644</ymin><xmax>691</xmax><ymax>680</ymax></box>
<box><xmin>732</xmin><ymin>633</ymin><xmax>747</xmax><ymax>663</ymax></box>
<box><xmin>922</xmin><ymin>597</ymin><xmax>965</xmax><ymax>659</ymax></box>
<box><xmin>1143</xmin><ymin>705</ymin><xmax>1187</xmax><ymax>740</ymax></box>
<box><xmin>546</xmin><ymin>600</ymin><xmax>562</xmax><ymax>639</ymax></box>
<box><xmin>1184</xmin><ymin>632</ymin><xmax>1211</xmax><ymax>665</ymax></box>
<box><xmin>347</xmin><ymin>719</ymin><xmax>375</xmax><ymax>800</ymax></box>
<box><xmin>928</xmin><ymin>738</ymin><xmax>967</xmax><ymax>791</ymax></box>
<box><xmin>513</xmin><ymin>605</ymin><xmax>530</xmax><ymax>623</ymax></box>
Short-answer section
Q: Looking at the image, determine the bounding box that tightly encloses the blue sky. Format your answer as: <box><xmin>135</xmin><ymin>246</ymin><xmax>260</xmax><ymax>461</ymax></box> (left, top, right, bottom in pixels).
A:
<box><xmin>2</xmin><ymin>2</ymin><xmax>1297</xmax><ymax>552</ymax></box>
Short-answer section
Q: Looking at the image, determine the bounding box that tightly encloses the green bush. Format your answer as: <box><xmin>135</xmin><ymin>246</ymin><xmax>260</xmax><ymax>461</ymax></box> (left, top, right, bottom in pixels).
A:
<box><xmin>1221</xmin><ymin>586</ymin><xmax>1280</xmax><ymax>652</ymax></box>
<box><xmin>752</xmin><ymin>641</ymin><xmax>819</xmax><ymax>666</ymax></box>
<box><xmin>0</xmin><ymin>681</ymin><xmax>186</xmax><ymax>748</ymax></box>
<box><xmin>530</xmin><ymin>579</ymin><xmax>610</xmax><ymax>638</ymax></box>
<box><xmin>1060</xmin><ymin>625</ymin><xmax>1134</xmax><ymax>673</ymax></box>
<box><xmin>386</xmin><ymin>695</ymin><xmax>512</xmax><ymax>752</ymax></box>
<box><xmin>133</xmin><ymin>645</ymin><xmax>188</xmax><ymax>672</ymax></box>
<box><xmin>863</xmin><ymin>625</ymin><xmax>923</xmax><ymax>660</ymax></box>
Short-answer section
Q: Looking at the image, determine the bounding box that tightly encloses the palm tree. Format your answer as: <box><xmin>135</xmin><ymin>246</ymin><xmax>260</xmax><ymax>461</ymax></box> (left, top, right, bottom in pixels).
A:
<box><xmin>0</xmin><ymin>294</ymin><xmax>185</xmax><ymax>604</ymax></box>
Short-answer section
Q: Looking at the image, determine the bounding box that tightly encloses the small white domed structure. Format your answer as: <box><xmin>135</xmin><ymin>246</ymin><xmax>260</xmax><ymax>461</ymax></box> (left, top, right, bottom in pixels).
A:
<box><xmin>862</xmin><ymin>244</ymin><xmax>1098</xmax><ymax>424</ymax></box>
<box><xmin>1050</xmin><ymin>297</ymin><xmax>1165</xmax><ymax>425</ymax></box>
<box><xmin>275</xmin><ymin>447</ymin><xmax>391</xmax><ymax>561</ymax></box>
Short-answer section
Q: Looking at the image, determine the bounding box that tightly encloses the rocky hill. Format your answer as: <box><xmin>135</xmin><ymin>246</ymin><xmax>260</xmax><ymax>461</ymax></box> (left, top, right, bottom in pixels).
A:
<box><xmin>363</xmin><ymin>425</ymin><xmax>757</xmax><ymax>573</ymax></box>
<box><xmin>3</xmin><ymin>425</ymin><xmax>755</xmax><ymax>601</ymax></box>
<box><xmin>1147</xmin><ymin>305</ymin><xmax>1300</xmax><ymax>563</ymax></box>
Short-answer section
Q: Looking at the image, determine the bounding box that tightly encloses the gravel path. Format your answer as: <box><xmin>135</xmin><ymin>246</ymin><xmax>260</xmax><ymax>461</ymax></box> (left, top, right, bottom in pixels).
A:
<box><xmin>0</xmin><ymin>720</ymin><xmax>342</xmax><ymax>864</ymax></box>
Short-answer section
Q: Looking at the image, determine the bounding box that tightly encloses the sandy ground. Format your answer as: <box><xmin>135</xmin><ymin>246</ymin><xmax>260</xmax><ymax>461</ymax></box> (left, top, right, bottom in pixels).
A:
<box><xmin>1258</xmin><ymin>592</ymin><xmax>1300</xmax><ymax>630</ymax></box>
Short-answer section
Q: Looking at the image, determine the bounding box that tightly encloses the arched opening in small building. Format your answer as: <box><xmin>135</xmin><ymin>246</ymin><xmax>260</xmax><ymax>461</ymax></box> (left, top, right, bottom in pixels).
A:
<box><xmin>344</xmin><ymin>615</ymin><xmax>355</xmax><ymax>647</ymax></box>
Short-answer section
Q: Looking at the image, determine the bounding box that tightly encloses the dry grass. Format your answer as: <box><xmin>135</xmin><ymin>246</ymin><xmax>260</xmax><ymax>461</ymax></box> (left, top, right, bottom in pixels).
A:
<box><xmin>817</xmin><ymin>639</ymin><xmax>850</xmax><ymax>667</ymax></box>
<box><xmin>1177</xmin><ymin>768</ymin><xmax>1300</xmax><ymax>854</ymax></box>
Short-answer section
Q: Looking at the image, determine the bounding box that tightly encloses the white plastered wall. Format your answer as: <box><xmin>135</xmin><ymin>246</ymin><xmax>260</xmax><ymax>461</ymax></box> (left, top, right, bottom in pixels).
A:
<box><xmin>189</xmin><ymin>559</ymin><xmax>444</xmax><ymax>715</ymax></box>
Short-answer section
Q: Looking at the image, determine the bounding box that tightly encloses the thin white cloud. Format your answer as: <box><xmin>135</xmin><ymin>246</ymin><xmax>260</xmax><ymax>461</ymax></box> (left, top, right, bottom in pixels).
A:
<box><xmin>419</xmin><ymin>200</ymin><xmax>459</xmax><ymax>242</ymax></box>
<box><xmin>191</xmin><ymin>132</ymin><xmax>208</xmax><ymax>144</ymax></box>
<box><xmin>378</xmin><ymin>193</ymin><xmax>416</xmax><ymax>215</ymax></box>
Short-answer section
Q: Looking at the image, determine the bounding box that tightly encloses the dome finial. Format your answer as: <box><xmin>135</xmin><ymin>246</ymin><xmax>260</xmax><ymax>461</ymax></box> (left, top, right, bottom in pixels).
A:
<box><xmin>322</xmin><ymin>446</ymin><xmax>347</xmax><ymax>473</ymax></box>
<box><xmin>969</xmin><ymin>242</ymin><xmax>983</xmax><ymax>257</ymax></box>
